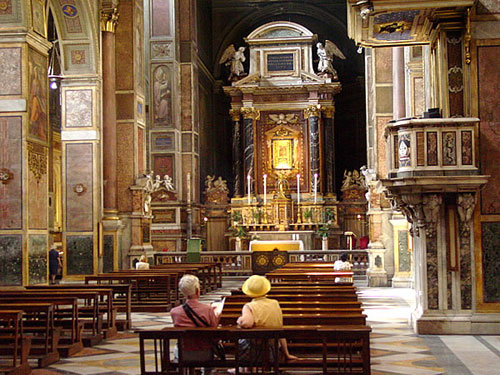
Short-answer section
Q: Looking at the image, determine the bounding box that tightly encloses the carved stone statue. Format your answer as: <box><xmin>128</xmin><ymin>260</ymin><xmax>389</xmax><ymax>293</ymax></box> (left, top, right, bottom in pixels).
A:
<box><xmin>457</xmin><ymin>193</ymin><xmax>475</xmax><ymax>237</ymax></box>
<box><xmin>204</xmin><ymin>175</ymin><xmax>229</xmax><ymax>204</ymax></box>
<box><xmin>219</xmin><ymin>45</ymin><xmax>247</xmax><ymax>81</ymax></box>
<box><xmin>316</xmin><ymin>40</ymin><xmax>346</xmax><ymax>80</ymax></box>
<box><xmin>138</xmin><ymin>172</ymin><xmax>175</xmax><ymax>214</ymax></box>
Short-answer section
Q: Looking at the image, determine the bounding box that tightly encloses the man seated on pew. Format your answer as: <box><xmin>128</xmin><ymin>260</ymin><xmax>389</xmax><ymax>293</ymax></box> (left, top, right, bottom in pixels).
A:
<box><xmin>333</xmin><ymin>252</ymin><xmax>352</xmax><ymax>283</ymax></box>
<box><xmin>236</xmin><ymin>275</ymin><xmax>298</xmax><ymax>363</ymax></box>
<box><xmin>170</xmin><ymin>274</ymin><xmax>221</xmax><ymax>374</ymax></box>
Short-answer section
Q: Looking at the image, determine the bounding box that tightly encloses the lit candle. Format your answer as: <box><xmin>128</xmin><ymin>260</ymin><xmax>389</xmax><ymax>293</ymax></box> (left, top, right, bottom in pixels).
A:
<box><xmin>314</xmin><ymin>173</ymin><xmax>318</xmax><ymax>204</ymax></box>
<box><xmin>263</xmin><ymin>174</ymin><xmax>267</xmax><ymax>205</ymax></box>
<box><xmin>186</xmin><ymin>173</ymin><xmax>191</xmax><ymax>203</ymax></box>
<box><xmin>247</xmin><ymin>174</ymin><xmax>251</xmax><ymax>204</ymax></box>
<box><xmin>296</xmin><ymin>174</ymin><xmax>300</xmax><ymax>204</ymax></box>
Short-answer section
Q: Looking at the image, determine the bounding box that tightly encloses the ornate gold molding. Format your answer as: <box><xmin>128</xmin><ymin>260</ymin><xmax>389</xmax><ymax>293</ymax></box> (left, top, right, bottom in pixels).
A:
<box><xmin>101</xmin><ymin>7</ymin><xmax>119</xmax><ymax>33</ymax></box>
<box><xmin>321</xmin><ymin>105</ymin><xmax>335</xmax><ymax>118</ymax></box>
<box><xmin>27</xmin><ymin>142</ymin><xmax>47</xmax><ymax>183</ymax></box>
<box><xmin>304</xmin><ymin>104</ymin><xmax>321</xmax><ymax>118</ymax></box>
<box><xmin>229</xmin><ymin>108</ymin><xmax>241</xmax><ymax>122</ymax></box>
<box><xmin>464</xmin><ymin>7</ymin><xmax>471</xmax><ymax>65</ymax></box>
<box><xmin>240</xmin><ymin>107</ymin><xmax>260</xmax><ymax>120</ymax></box>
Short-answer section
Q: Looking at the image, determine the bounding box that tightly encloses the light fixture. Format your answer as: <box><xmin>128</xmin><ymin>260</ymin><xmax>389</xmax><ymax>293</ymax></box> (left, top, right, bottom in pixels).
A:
<box><xmin>48</xmin><ymin>40</ymin><xmax>63</xmax><ymax>89</ymax></box>
<box><xmin>357</xmin><ymin>46</ymin><xmax>364</xmax><ymax>54</ymax></box>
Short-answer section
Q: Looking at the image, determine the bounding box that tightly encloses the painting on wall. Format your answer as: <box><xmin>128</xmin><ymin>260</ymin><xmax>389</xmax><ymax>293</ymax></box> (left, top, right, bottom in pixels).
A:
<box><xmin>153</xmin><ymin>65</ymin><xmax>172</xmax><ymax>127</ymax></box>
<box><xmin>28</xmin><ymin>48</ymin><xmax>48</xmax><ymax>142</ymax></box>
<box><xmin>135</xmin><ymin>5</ymin><xmax>144</xmax><ymax>93</ymax></box>
<box><xmin>398</xmin><ymin>134</ymin><xmax>411</xmax><ymax>167</ymax></box>
<box><xmin>32</xmin><ymin>0</ymin><xmax>46</xmax><ymax>37</ymax></box>
<box><xmin>152</xmin><ymin>132</ymin><xmax>175</xmax><ymax>152</ymax></box>
<box><xmin>0</xmin><ymin>116</ymin><xmax>22</xmax><ymax>229</ymax></box>
<box><xmin>0</xmin><ymin>235</ymin><xmax>22</xmax><ymax>285</ymax></box>
<box><xmin>29</xmin><ymin>234</ymin><xmax>47</xmax><ymax>285</ymax></box>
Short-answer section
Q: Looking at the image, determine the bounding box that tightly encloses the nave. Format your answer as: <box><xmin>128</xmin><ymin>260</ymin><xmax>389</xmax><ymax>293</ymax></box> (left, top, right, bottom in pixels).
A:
<box><xmin>26</xmin><ymin>282</ymin><xmax>500</xmax><ymax>375</ymax></box>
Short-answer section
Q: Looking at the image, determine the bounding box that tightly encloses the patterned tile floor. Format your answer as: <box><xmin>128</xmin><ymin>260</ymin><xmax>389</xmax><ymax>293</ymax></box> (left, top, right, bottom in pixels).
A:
<box><xmin>31</xmin><ymin>280</ymin><xmax>500</xmax><ymax>375</ymax></box>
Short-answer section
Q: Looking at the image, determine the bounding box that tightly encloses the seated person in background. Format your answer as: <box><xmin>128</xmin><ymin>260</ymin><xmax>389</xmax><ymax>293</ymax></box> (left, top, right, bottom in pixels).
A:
<box><xmin>237</xmin><ymin>275</ymin><xmax>298</xmax><ymax>362</ymax></box>
<box><xmin>333</xmin><ymin>252</ymin><xmax>352</xmax><ymax>283</ymax></box>
<box><xmin>170</xmin><ymin>274</ymin><xmax>220</xmax><ymax>372</ymax></box>
<box><xmin>135</xmin><ymin>255</ymin><xmax>150</xmax><ymax>270</ymax></box>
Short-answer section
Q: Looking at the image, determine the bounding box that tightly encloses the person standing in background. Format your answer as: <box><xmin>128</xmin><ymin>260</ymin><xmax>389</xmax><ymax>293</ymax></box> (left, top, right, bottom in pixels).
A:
<box><xmin>48</xmin><ymin>244</ymin><xmax>62</xmax><ymax>284</ymax></box>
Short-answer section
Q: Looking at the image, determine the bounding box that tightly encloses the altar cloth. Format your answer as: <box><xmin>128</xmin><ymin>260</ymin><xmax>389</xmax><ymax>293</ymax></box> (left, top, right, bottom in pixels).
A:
<box><xmin>249</xmin><ymin>240</ymin><xmax>304</xmax><ymax>252</ymax></box>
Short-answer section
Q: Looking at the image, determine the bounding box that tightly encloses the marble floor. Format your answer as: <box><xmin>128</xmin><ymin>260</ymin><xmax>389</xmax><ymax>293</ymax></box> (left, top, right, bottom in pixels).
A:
<box><xmin>31</xmin><ymin>280</ymin><xmax>500</xmax><ymax>375</ymax></box>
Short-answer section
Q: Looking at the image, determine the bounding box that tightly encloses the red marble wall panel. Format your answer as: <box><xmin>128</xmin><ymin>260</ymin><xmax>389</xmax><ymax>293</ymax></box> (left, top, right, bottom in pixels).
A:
<box><xmin>153</xmin><ymin>155</ymin><xmax>174</xmax><ymax>180</ymax></box>
<box><xmin>181</xmin><ymin>64</ymin><xmax>192</xmax><ymax>131</ymax></box>
<box><xmin>65</xmin><ymin>143</ymin><xmax>93</xmax><ymax>231</ymax></box>
<box><xmin>151</xmin><ymin>0</ymin><xmax>171</xmax><ymax>36</ymax></box>
<box><xmin>116</xmin><ymin>1</ymin><xmax>133</xmax><ymax>91</ymax></box>
<box><xmin>479</xmin><ymin>45</ymin><xmax>500</xmax><ymax>214</ymax></box>
<box><xmin>446</xmin><ymin>32</ymin><xmax>464</xmax><ymax>117</ymax></box>
<box><xmin>28</xmin><ymin>143</ymin><xmax>48</xmax><ymax>230</ymax></box>
<box><xmin>117</xmin><ymin>123</ymin><xmax>134</xmax><ymax>212</ymax></box>
<box><xmin>138</xmin><ymin>126</ymin><xmax>144</xmax><ymax>175</ymax></box>
<box><xmin>0</xmin><ymin>117</ymin><xmax>22</xmax><ymax>229</ymax></box>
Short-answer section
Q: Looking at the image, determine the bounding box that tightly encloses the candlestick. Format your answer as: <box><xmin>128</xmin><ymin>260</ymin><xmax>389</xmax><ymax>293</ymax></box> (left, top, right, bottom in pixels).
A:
<box><xmin>247</xmin><ymin>174</ymin><xmax>251</xmax><ymax>204</ymax></box>
<box><xmin>263</xmin><ymin>174</ymin><xmax>267</xmax><ymax>205</ymax></box>
<box><xmin>296</xmin><ymin>174</ymin><xmax>300</xmax><ymax>204</ymax></box>
<box><xmin>314</xmin><ymin>173</ymin><xmax>318</xmax><ymax>204</ymax></box>
<box><xmin>186</xmin><ymin>173</ymin><xmax>191</xmax><ymax>203</ymax></box>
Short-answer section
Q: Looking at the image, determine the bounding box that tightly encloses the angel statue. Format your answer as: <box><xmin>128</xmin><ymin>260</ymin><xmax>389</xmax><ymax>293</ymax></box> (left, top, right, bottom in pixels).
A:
<box><xmin>316</xmin><ymin>40</ymin><xmax>346</xmax><ymax>80</ymax></box>
<box><xmin>219</xmin><ymin>44</ymin><xmax>247</xmax><ymax>81</ymax></box>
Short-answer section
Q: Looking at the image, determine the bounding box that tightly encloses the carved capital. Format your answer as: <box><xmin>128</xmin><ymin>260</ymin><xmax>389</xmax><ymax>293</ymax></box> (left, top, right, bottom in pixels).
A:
<box><xmin>229</xmin><ymin>108</ymin><xmax>241</xmax><ymax>122</ymax></box>
<box><xmin>27</xmin><ymin>142</ymin><xmax>47</xmax><ymax>183</ymax></box>
<box><xmin>321</xmin><ymin>105</ymin><xmax>335</xmax><ymax>118</ymax></box>
<box><xmin>457</xmin><ymin>192</ymin><xmax>475</xmax><ymax>237</ymax></box>
<box><xmin>304</xmin><ymin>104</ymin><xmax>321</xmax><ymax>119</ymax></box>
<box><xmin>240</xmin><ymin>107</ymin><xmax>260</xmax><ymax>120</ymax></box>
<box><xmin>101</xmin><ymin>6</ymin><xmax>119</xmax><ymax>32</ymax></box>
<box><xmin>422</xmin><ymin>194</ymin><xmax>443</xmax><ymax>238</ymax></box>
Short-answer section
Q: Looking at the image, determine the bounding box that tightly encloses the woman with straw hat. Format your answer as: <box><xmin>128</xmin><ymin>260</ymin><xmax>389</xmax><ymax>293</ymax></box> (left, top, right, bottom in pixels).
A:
<box><xmin>237</xmin><ymin>275</ymin><xmax>298</xmax><ymax>362</ymax></box>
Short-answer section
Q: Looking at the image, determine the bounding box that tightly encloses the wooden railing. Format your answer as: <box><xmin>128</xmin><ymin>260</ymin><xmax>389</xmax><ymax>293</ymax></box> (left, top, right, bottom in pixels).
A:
<box><xmin>154</xmin><ymin>250</ymin><xmax>369</xmax><ymax>276</ymax></box>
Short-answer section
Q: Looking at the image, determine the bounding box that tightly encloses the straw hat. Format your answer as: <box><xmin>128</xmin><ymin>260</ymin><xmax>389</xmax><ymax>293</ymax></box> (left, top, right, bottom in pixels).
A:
<box><xmin>242</xmin><ymin>275</ymin><xmax>271</xmax><ymax>298</ymax></box>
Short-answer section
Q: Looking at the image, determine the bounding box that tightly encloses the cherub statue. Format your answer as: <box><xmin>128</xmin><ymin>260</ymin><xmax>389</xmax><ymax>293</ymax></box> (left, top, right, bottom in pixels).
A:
<box><xmin>316</xmin><ymin>40</ymin><xmax>346</xmax><ymax>80</ymax></box>
<box><xmin>219</xmin><ymin>44</ymin><xmax>247</xmax><ymax>81</ymax></box>
<box><xmin>341</xmin><ymin>170</ymin><xmax>353</xmax><ymax>191</ymax></box>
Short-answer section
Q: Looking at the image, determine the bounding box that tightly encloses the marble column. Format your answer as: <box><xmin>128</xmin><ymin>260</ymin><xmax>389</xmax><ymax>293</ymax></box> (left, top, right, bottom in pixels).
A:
<box><xmin>322</xmin><ymin>106</ymin><xmax>335</xmax><ymax>196</ymax></box>
<box><xmin>305</xmin><ymin>105</ymin><xmax>321</xmax><ymax>193</ymax></box>
<box><xmin>241</xmin><ymin>107</ymin><xmax>259</xmax><ymax>191</ymax></box>
<box><xmin>393</xmin><ymin>47</ymin><xmax>406</xmax><ymax>120</ymax></box>
<box><xmin>101</xmin><ymin>7</ymin><xmax>119</xmax><ymax>218</ymax></box>
<box><xmin>230</xmin><ymin>109</ymin><xmax>242</xmax><ymax>197</ymax></box>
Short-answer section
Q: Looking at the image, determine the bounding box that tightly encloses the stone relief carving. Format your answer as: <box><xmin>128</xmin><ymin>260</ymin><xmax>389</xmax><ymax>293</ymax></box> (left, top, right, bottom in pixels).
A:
<box><xmin>204</xmin><ymin>175</ymin><xmax>230</xmax><ymax>204</ymax></box>
<box><xmin>27</xmin><ymin>143</ymin><xmax>47</xmax><ymax>183</ymax></box>
<box><xmin>267</xmin><ymin>113</ymin><xmax>298</xmax><ymax>125</ymax></box>
<box><xmin>422</xmin><ymin>194</ymin><xmax>442</xmax><ymax>238</ymax></box>
<box><xmin>136</xmin><ymin>172</ymin><xmax>175</xmax><ymax>214</ymax></box>
<box><xmin>389</xmin><ymin>193</ymin><xmax>424</xmax><ymax>237</ymax></box>
<box><xmin>152</xmin><ymin>42</ymin><xmax>172</xmax><ymax>59</ymax></box>
<box><xmin>341</xmin><ymin>169</ymin><xmax>366</xmax><ymax>191</ymax></box>
<box><xmin>457</xmin><ymin>193</ymin><xmax>475</xmax><ymax>237</ymax></box>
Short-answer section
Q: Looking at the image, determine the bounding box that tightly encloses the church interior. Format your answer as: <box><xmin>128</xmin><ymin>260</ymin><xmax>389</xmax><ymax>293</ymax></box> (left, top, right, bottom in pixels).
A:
<box><xmin>0</xmin><ymin>0</ymin><xmax>500</xmax><ymax>374</ymax></box>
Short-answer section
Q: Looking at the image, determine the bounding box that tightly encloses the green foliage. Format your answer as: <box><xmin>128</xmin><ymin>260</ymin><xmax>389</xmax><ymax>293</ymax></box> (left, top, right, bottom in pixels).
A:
<box><xmin>252</xmin><ymin>208</ymin><xmax>263</xmax><ymax>222</ymax></box>
<box><xmin>323</xmin><ymin>208</ymin><xmax>336</xmax><ymax>223</ymax></box>
<box><xmin>316</xmin><ymin>223</ymin><xmax>330</xmax><ymax>238</ymax></box>
<box><xmin>231</xmin><ymin>211</ymin><xmax>243</xmax><ymax>224</ymax></box>
<box><xmin>303</xmin><ymin>208</ymin><xmax>313</xmax><ymax>221</ymax></box>
<box><xmin>232</xmin><ymin>225</ymin><xmax>248</xmax><ymax>239</ymax></box>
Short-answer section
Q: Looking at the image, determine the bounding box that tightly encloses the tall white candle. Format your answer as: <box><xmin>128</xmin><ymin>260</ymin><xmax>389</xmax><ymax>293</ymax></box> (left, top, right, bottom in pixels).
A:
<box><xmin>314</xmin><ymin>173</ymin><xmax>318</xmax><ymax>204</ymax></box>
<box><xmin>296</xmin><ymin>174</ymin><xmax>300</xmax><ymax>204</ymax></box>
<box><xmin>187</xmin><ymin>173</ymin><xmax>191</xmax><ymax>203</ymax></box>
<box><xmin>263</xmin><ymin>174</ymin><xmax>267</xmax><ymax>205</ymax></box>
<box><xmin>247</xmin><ymin>174</ymin><xmax>251</xmax><ymax>204</ymax></box>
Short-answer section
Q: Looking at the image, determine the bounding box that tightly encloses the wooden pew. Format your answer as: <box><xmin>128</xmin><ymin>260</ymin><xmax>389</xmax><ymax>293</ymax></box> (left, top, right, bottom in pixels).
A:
<box><xmin>26</xmin><ymin>284</ymin><xmax>132</xmax><ymax>331</ymax></box>
<box><xmin>138</xmin><ymin>326</ymin><xmax>372</xmax><ymax>375</ymax></box>
<box><xmin>266</xmin><ymin>271</ymin><xmax>354</xmax><ymax>283</ymax></box>
<box><xmin>223</xmin><ymin>293</ymin><xmax>359</xmax><ymax>303</ymax></box>
<box><xmin>85</xmin><ymin>274</ymin><xmax>175</xmax><ymax>312</ymax></box>
<box><xmin>26</xmin><ymin>286</ymin><xmax>118</xmax><ymax>339</ymax></box>
<box><xmin>0</xmin><ymin>303</ymin><xmax>59</xmax><ymax>368</ymax></box>
<box><xmin>151</xmin><ymin>263</ymin><xmax>221</xmax><ymax>291</ymax></box>
<box><xmin>0</xmin><ymin>290</ymin><xmax>102</xmax><ymax>346</ymax></box>
<box><xmin>0</xmin><ymin>310</ymin><xmax>31</xmax><ymax>375</ymax></box>
<box><xmin>219</xmin><ymin>312</ymin><xmax>366</xmax><ymax>326</ymax></box>
<box><xmin>224</xmin><ymin>300</ymin><xmax>363</xmax><ymax>310</ymax></box>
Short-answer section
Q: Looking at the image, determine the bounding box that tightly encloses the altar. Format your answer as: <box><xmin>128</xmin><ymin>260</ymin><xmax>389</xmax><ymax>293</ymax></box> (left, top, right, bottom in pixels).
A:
<box><xmin>249</xmin><ymin>239</ymin><xmax>304</xmax><ymax>252</ymax></box>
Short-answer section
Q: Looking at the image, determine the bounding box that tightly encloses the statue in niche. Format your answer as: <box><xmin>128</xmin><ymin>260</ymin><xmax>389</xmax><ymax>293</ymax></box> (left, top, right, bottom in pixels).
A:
<box><xmin>153</xmin><ymin>66</ymin><xmax>171</xmax><ymax>125</ymax></box>
<box><xmin>316</xmin><ymin>40</ymin><xmax>346</xmax><ymax>80</ymax></box>
<box><xmin>219</xmin><ymin>44</ymin><xmax>247</xmax><ymax>81</ymax></box>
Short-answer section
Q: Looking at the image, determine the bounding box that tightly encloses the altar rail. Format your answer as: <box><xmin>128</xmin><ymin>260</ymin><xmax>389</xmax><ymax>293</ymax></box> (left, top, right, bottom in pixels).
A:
<box><xmin>154</xmin><ymin>250</ymin><xmax>369</xmax><ymax>276</ymax></box>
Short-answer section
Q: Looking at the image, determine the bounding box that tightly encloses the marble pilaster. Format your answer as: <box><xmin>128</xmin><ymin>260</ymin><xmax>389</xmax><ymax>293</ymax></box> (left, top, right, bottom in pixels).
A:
<box><xmin>230</xmin><ymin>109</ymin><xmax>242</xmax><ymax>197</ymax></box>
<box><xmin>305</xmin><ymin>105</ymin><xmax>321</xmax><ymax>194</ymax></box>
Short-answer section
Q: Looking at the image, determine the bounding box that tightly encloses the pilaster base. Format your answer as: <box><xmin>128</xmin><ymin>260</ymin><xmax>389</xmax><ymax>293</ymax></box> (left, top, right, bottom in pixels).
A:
<box><xmin>413</xmin><ymin>310</ymin><xmax>500</xmax><ymax>334</ymax></box>
<box><xmin>392</xmin><ymin>275</ymin><xmax>414</xmax><ymax>288</ymax></box>
<box><xmin>366</xmin><ymin>247</ymin><xmax>388</xmax><ymax>286</ymax></box>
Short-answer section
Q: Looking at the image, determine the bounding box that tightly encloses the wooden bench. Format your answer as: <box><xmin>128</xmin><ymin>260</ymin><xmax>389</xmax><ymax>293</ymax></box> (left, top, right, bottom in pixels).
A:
<box><xmin>151</xmin><ymin>263</ymin><xmax>221</xmax><ymax>291</ymax></box>
<box><xmin>0</xmin><ymin>310</ymin><xmax>31</xmax><ymax>375</ymax></box>
<box><xmin>224</xmin><ymin>293</ymin><xmax>359</xmax><ymax>303</ymax></box>
<box><xmin>0</xmin><ymin>303</ymin><xmax>59</xmax><ymax>368</ymax></box>
<box><xmin>27</xmin><ymin>284</ymin><xmax>132</xmax><ymax>331</ymax></box>
<box><xmin>139</xmin><ymin>326</ymin><xmax>371</xmax><ymax>374</ymax></box>
<box><xmin>266</xmin><ymin>271</ymin><xmax>354</xmax><ymax>283</ymax></box>
<box><xmin>219</xmin><ymin>312</ymin><xmax>366</xmax><ymax>326</ymax></box>
<box><xmin>85</xmin><ymin>274</ymin><xmax>176</xmax><ymax>311</ymax></box>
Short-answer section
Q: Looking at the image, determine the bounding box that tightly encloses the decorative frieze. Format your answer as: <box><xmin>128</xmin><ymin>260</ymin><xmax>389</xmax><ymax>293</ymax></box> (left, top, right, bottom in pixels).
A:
<box><xmin>27</xmin><ymin>142</ymin><xmax>47</xmax><ymax>183</ymax></box>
